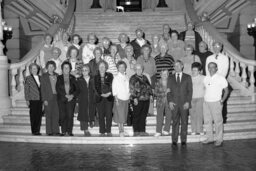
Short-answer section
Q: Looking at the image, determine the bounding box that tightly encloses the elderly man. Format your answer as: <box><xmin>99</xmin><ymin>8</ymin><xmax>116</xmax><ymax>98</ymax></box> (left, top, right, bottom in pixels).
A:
<box><xmin>202</xmin><ymin>62</ymin><xmax>229</xmax><ymax>147</ymax></box>
<box><xmin>130</xmin><ymin>28</ymin><xmax>150</xmax><ymax>60</ymax></box>
<box><xmin>167</xmin><ymin>60</ymin><xmax>193</xmax><ymax>147</ymax></box>
<box><xmin>205</xmin><ymin>42</ymin><xmax>229</xmax><ymax>77</ymax></box>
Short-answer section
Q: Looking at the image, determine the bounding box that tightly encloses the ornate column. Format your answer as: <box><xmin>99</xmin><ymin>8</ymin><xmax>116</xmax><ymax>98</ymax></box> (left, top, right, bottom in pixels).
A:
<box><xmin>0</xmin><ymin>0</ymin><xmax>11</xmax><ymax>123</ymax></box>
<box><xmin>91</xmin><ymin>0</ymin><xmax>102</xmax><ymax>8</ymax></box>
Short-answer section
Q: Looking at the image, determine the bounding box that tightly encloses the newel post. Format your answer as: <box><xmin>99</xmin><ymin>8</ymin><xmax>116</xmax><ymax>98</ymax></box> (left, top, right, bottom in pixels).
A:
<box><xmin>0</xmin><ymin>0</ymin><xmax>11</xmax><ymax>123</ymax></box>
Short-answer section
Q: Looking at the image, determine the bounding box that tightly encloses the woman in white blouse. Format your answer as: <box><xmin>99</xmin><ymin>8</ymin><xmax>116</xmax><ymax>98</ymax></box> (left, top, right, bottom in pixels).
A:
<box><xmin>112</xmin><ymin>61</ymin><xmax>130</xmax><ymax>137</ymax></box>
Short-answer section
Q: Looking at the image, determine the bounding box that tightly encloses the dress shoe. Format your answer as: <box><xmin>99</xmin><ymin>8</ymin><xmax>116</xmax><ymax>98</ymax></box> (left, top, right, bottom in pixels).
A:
<box><xmin>133</xmin><ymin>132</ymin><xmax>140</xmax><ymax>136</ymax></box>
<box><xmin>34</xmin><ymin>132</ymin><xmax>41</xmax><ymax>136</ymax></box>
<box><xmin>202</xmin><ymin>140</ymin><xmax>214</xmax><ymax>145</ymax></box>
<box><xmin>100</xmin><ymin>133</ymin><xmax>105</xmax><ymax>137</ymax></box>
<box><xmin>140</xmin><ymin>132</ymin><xmax>149</xmax><ymax>136</ymax></box>
<box><xmin>90</xmin><ymin>121</ymin><xmax>95</xmax><ymax>128</ymax></box>
<box><xmin>47</xmin><ymin>133</ymin><xmax>53</xmax><ymax>136</ymax></box>
<box><xmin>84</xmin><ymin>131</ymin><xmax>91</xmax><ymax>137</ymax></box>
<box><xmin>60</xmin><ymin>133</ymin><xmax>66</xmax><ymax>136</ymax></box>
<box><xmin>214</xmin><ymin>141</ymin><xmax>223</xmax><ymax>147</ymax></box>
<box><xmin>106</xmin><ymin>133</ymin><xmax>112</xmax><ymax>137</ymax></box>
<box><xmin>181</xmin><ymin>142</ymin><xmax>187</xmax><ymax>147</ymax></box>
<box><xmin>68</xmin><ymin>133</ymin><xmax>74</xmax><ymax>136</ymax></box>
<box><xmin>172</xmin><ymin>142</ymin><xmax>178</xmax><ymax>148</ymax></box>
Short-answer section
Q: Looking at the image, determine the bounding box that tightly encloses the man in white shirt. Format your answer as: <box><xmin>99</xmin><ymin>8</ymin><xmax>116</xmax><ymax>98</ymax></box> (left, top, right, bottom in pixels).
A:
<box><xmin>202</xmin><ymin>62</ymin><xmax>229</xmax><ymax>147</ymax></box>
<box><xmin>205</xmin><ymin>42</ymin><xmax>229</xmax><ymax>77</ymax></box>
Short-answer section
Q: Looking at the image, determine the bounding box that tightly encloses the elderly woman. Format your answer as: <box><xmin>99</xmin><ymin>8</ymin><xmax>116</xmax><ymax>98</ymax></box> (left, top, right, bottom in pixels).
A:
<box><xmin>179</xmin><ymin>22</ymin><xmax>202</xmax><ymax>53</ymax></box>
<box><xmin>66</xmin><ymin>34</ymin><xmax>82</xmax><ymax>58</ymax></box>
<box><xmin>159</xmin><ymin>24</ymin><xmax>171</xmax><ymax>44</ymax></box>
<box><xmin>112</xmin><ymin>61</ymin><xmax>130</xmax><ymax>137</ymax></box>
<box><xmin>194</xmin><ymin>41</ymin><xmax>213</xmax><ymax>75</ymax></box>
<box><xmin>180</xmin><ymin>44</ymin><xmax>201</xmax><ymax>75</ymax></box>
<box><xmin>41</xmin><ymin>61</ymin><xmax>60</xmax><ymax>136</ymax></box>
<box><xmin>102</xmin><ymin>45</ymin><xmax>118</xmax><ymax>76</ymax></box>
<box><xmin>129</xmin><ymin>64</ymin><xmax>153</xmax><ymax>136</ymax></box>
<box><xmin>56</xmin><ymin>61</ymin><xmax>78</xmax><ymax>136</ymax></box>
<box><xmin>54</xmin><ymin>32</ymin><xmax>71</xmax><ymax>63</ymax></box>
<box><xmin>168</xmin><ymin>30</ymin><xmax>185</xmax><ymax>61</ymax></box>
<box><xmin>154</xmin><ymin>42</ymin><xmax>175</xmax><ymax>80</ymax></box>
<box><xmin>50</xmin><ymin>47</ymin><xmax>62</xmax><ymax>75</ymax></box>
<box><xmin>117</xmin><ymin>33</ymin><xmax>129</xmax><ymax>59</ymax></box>
<box><xmin>88</xmin><ymin>47</ymin><xmax>104</xmax><ymax>76</ymax></box>
<box><xmin>151</xmin><ymin>34</ymin><xmax>161</xmax><ymax>58</ymax></box>
<box><xmin>94</xmin><ymin>61</ymin><xmax>114</xmax><ymax>136</ymax></box>
<box><xmin>24</xmin><ymin>63</ymin><xmax>42</xmax><ymax>135</ymax></box>
<box><xmin>39</xmin><ymin>34</ymin><xmax>53</xmax><ymax>70</ymax></box>
<box><xmin>67</xmin><ymin>46</ymin><xmax>83</xmax><ymax>78</ymax></box>
<box><xmin>101</xmin><ymin>37</ymin><xmax>112</xmax><ymax>55</ymax></box>
<box><xmin>154</xmin><ymin>69</ymin><xmax>172</xmax><ymax>136</ymax></box>
<box><xmin>110</xmin><ymin>44</ymin><xmax>121</xmax><ymax>64</ymax></box>
<box><xmin>136</xmin><ymin>45</ymin><xmax>156</xmax><ymax>79</ymax></box>
<box><xmin>80</xmin><ymin>33</ymin><xmax>98</xmax><ymax>64</ymax></box>
<box><xmin>130</xmin><ymin>28</ymin><xmax>150</xmax><ymax>60</ymax></box>
<box><xmin>77</xmin><ymin>64</ymin><xmax>96</xmax><ymax>136</ymax></box>
<box><xmin>122</xmin><ymin>44</ymin><xmax>136</xmax><ymax>79</ymax></box>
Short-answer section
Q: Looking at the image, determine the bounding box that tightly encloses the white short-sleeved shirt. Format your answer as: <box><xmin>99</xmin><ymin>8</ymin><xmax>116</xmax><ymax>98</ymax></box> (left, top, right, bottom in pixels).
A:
<box><xmin>204</xmin><ymin>73</ymin><xmax>228</xmax><ymax>102</ymax></box>
<box><xmin>205</xmin><ymin>53</ymin><xmax>229</xmax><ymax>77</ymax></box>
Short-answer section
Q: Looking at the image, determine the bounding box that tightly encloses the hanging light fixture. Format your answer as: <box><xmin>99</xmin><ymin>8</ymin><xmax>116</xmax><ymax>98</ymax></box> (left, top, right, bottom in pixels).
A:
<box><xmin>125</xmin><ymin>0</ymin><xmax>131</xmax><ymax>5</ymax></box>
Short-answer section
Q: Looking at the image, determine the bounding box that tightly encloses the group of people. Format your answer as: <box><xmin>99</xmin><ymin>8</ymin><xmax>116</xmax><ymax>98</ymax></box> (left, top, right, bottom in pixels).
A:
<box><xmin>24</xmin><ymin>22</ymin><xmax>230</xmax><ymax>147</ymax></box>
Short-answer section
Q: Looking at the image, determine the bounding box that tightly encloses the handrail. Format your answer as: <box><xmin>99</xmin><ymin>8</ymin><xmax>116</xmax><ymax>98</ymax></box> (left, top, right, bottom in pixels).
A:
<box><xmin>185</xmin><ymin>0</ymin><xmax>256</xmax><ymax>66</ymax></box>
<box><xmin>9</xmin><ymin>0</ymin><xmax>75</xmax><ymax>70</ymax></box>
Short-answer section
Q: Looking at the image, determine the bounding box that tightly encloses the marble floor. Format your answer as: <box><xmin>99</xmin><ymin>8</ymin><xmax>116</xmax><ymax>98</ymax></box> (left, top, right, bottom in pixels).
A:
<box><xmin>0</xmin><ymin>139</ymin><xmax>256</xmax><ymax>171</ymax></box>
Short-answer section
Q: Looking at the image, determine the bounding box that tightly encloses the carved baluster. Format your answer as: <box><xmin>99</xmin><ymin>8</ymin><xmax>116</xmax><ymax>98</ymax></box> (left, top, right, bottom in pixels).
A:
<box><xmin>248</xmin><ymin>66</ymin><xmax>255</xmax><ymax>91</ymax></box>
<box><xmin>10</xmin><ymin>68</ymin><xmax>18</xmax><ymax>96</ymax></box>
<box><xmin>241</xmin><ymin>63</ymin><xmax>248</xmax><ymax>87</ymax></box>
<box><xmin>18</xmin><ymin>66</ymin><xmax>25</xmax><ymax>92</ymax></box>
<box><xmin>229</xmin><ymin>55</ymin><xmax>235</xmax><ymax>77</ymax></box>
<box><xmin>235</xmin><ymin>61</ymin><xmax>241</xmax><ymax>81</ymax></box>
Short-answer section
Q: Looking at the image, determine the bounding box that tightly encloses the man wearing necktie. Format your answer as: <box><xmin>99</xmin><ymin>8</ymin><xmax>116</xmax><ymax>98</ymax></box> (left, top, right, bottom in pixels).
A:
<box><xmin>167</xmin><ymin>60</ymin><xmax>193</xmax><ymax>148</ymax></box>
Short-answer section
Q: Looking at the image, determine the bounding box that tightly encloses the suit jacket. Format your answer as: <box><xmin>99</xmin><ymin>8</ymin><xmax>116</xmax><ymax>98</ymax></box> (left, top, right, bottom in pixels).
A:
<box><xmin>130</xmin><ymin>39</ymin><xmax>150</xmax><ymax>60</ymax></box>
<box><xmin>24</xmin><ymin>75</ymin><xmax>41</xmax><ymax>101</ymax></box>
<box><xmin>179</xmin><ymin>30</ymin><xmax>202</xmax><ymax>52</ymax></box>
<box><xmin>167</xmin><ymin>73</ymin><xmax>193</xmax><ymax>107</ymax></box>
<box><xmin>94</xmin><ymin>72</ymin><xmax>114</xmax><ymax>103</ymax></box>
<box><xmin>41</xmin><ymin>72</ymin><xmax>58</xmax><ymax>101</ymax></box>
<box><xmin>56</xmin><ymin>74</ymin><xmax>78</xmax><ymax>102</ymax></box>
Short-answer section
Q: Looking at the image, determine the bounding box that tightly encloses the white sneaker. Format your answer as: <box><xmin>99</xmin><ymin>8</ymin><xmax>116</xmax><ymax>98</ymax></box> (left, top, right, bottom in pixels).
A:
<box><xmin>162</xmin><ymin>131</ymin><xmax>170</xmax><ymax>136</ymax></box>
<box><xmin>191</xmin><ymin>132</ymin><xmax>196</xmax><ymax>135</ymax></box>
<box><xmin>154</xmin><ymin>132</ymin><xmax>161</xmax><ymax>137</ymax></box>
<box><xmin>200</xmin><ymin>132</ymin><xmax>204</xmax><ymax>136</ymax></box>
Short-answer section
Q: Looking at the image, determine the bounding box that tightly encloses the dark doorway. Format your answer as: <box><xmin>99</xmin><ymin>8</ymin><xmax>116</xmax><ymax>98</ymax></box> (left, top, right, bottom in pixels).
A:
<box><xmin>116</xmin><ymin>0</ymin><xmax>142</xmax><ymax>12</ymax></box>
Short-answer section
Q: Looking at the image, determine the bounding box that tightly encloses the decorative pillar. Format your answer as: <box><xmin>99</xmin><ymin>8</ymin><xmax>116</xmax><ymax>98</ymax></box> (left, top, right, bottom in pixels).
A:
<box><xmin>157</xmin><ymin>0</ymin><xmax>168</xmax><ymax>7</ymax></box>
<box><xmin>91</xmin><ymin>0</ymin><xmax>102</xmax><ymax>8</ymax></box>
<box><xmin>0</xmin><ymin>0</ymin><xmax>11</xmax><ymax>123</ymax></box>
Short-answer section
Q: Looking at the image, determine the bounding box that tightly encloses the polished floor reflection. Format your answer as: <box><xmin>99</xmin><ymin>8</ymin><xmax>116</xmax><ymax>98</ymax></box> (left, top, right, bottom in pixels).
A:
<box><xmin>0</xmin><ymin>139</ymin><xmax>256</xmax><ymax>170</ymax></box>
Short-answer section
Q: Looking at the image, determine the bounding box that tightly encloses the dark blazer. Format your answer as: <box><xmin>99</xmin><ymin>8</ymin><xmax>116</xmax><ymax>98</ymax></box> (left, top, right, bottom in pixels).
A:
<box><xmin>56</xmin><ymin>74</ymin><xmax>78</xmax><ymax>102</ymax></box>
<box><xmin>24</xmin><ymin>75</ymin><xmax>41</xmax><ymax>101</ymax></box>
<box><xmin>77</xmin><ymin>76</ymin><xmax>96</xmax><ymax>122</ymax></box>
<box><xmin>94</xmin><ymin>72</ymin><xmax>114</xmax><ymax>103</ymax></box>
<box><xmin>167</xmin><ymin>73</ymin><xmax>193</xmax><ymax>107</ymax></box>
<box><xmin>130</xmin><ymin>39</ymin><xmax>150</xmax><ymax>60</ymax></box>
<box><xmin>41</xmin><ymin>72</ymin><xmax>58</xmax><ymax>101</ymax></box>
<box><xmin>179</xmin><ymin>30</ymin><xmax>202</xmax><ymax>53</ymax></box>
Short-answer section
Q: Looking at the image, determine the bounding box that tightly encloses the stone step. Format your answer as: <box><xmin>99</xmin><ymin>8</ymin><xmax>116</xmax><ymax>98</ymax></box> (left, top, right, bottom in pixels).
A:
<box><xmin>3</xmin><ymin>112</ymin><xmax>256</xmax><ymax>125</ymax></box>
<box><xmin>227</xmin><ymin>104</ymin><xmax>256</xmax><ymax>112</ymax></box>
<box><xmin>0</xmin><ymin>129</ymin><xmax>255</xmax><ymax>144</ymax></box>
<box><xmin>1</xmin><ymin>120</ymin><xmax>256</xmax><ymax>135</ymax></box>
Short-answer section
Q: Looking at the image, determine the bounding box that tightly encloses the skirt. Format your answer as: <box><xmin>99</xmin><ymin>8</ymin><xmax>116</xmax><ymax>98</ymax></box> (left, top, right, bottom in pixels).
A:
<box><xmin>113</xmin><ymin>99</ymin><xmax>129</xmax><ymax>124</ymax></box>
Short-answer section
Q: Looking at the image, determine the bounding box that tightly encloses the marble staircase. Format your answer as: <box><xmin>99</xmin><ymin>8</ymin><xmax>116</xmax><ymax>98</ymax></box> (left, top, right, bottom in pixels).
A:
<box><xmin>74</xmin><ymin>11</ymin><xmax>186</xmax><ymax>43</ymax></box>
<box><xmin>0</xmin><ymin>90</ymin><xmax>255</xmax><ymax>144</ymax></box>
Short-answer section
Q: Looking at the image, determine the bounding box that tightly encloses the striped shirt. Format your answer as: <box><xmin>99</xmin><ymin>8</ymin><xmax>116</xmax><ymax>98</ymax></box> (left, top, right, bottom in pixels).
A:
<box><xmin>102</xmin><ymin>55</ymin><xmax>118</xmax><ymax>76</ymax></box>
<box><xmin>154</xmin><ymin>54</ymin><xmax>175</xmax><ymax>80</ymax></box>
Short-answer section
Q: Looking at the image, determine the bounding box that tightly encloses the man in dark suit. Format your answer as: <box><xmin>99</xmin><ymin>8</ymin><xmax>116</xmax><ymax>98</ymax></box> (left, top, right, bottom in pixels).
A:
<box><xmin>167</xmin><ymin>60</ymin><xmax>193</xmax><ymax>147</ymax></box>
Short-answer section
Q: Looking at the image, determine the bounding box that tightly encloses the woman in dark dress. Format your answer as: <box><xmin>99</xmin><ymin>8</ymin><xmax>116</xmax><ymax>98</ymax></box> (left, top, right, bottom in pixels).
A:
<box><xmin>56</xmin><ymin>61</ymin><xmax>78</xmax><ymax>136</ymax></box>
<box><xmin>77</xmin><ymin>64</ymin><xmax>96</xmax><ymax>136</ymax></box>
<box><xmin>94</xmin><ymin>61</ymin><xmax>114</xmax><ymax>136</ymax></box>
